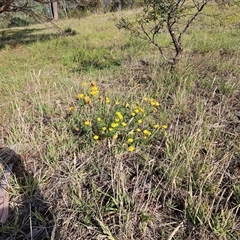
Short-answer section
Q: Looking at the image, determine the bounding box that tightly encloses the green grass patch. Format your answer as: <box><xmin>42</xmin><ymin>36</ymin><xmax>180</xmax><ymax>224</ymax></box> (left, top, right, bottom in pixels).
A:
<box><xmin>0</xmin><ymin>6</ymin><xmax>239</xmax><ymax>240</ymax></box>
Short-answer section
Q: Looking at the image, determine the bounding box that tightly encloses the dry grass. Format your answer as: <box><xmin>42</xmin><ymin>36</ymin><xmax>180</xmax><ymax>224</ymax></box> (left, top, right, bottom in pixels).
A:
<box><xmin>0</xmin><ymin>6</ymin><xmax>240</xmax><ymax>240</ymax></box>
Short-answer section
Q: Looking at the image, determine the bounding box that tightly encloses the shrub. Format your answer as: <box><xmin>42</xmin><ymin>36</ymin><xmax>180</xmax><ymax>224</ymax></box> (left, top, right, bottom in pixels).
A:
<box><xmin>67</xmin><ymin>81</ymin><xmax>168</xmax><ymax>152</ymax></box>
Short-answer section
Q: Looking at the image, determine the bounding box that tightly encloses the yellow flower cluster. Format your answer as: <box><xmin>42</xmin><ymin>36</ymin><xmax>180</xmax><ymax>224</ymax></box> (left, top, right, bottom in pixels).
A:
<box><xmin>70</xmin><ymin>81</ymin><xmax>168</xmax><ymax>153</ymax></box>
<box><xmin>144</xmin><ymin>97</ymin><xmax>160</xmax><ymax>107</ymax></box>
<box><xmin>134</xmin><ymin>105</ymin><xmax>144</xmax><ymax>113</ymax></box>
<box><xmin>150</xmin><ymin>100</ymin><xmax>160</xmax><ymax>107</ymax></box>
<box><xmin>111</xmin><ymin>123</ymin><xmax>119</xmax><ymax>128</ymax></box>
<box><xmin>77</xmin><ymin>93</ymin><xmax>92</xmax><ymax>105</ymax></box>
<box><xmin>77</xmin><ymin>82</ymin><xmax>99</xmax><ymax>106</ymax></box>
<box><xmin>143</xmin><ymin>129</ymin><xmax>151</xmax><ymax>136</ymax></box>
<box><xmin>90</xmin><ymin>82</ymin><xmax>99</xmax><ymax>96</ymax></box>
<box><xmin>116</xmin><ymin>111</ymin><xmax>123</xmax><ymax>120</ymax></box>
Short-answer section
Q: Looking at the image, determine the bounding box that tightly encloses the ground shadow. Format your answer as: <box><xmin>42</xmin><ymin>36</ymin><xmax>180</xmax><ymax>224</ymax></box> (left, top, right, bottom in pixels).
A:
<box><xmin>0</xmin><ymin>147</ymin><xmax>55</xmax><ymax>239</ymax></box>
<box><xmin>0</xmin><ymin>27</ymin><xmax>59</xmax><ymax>50</ymax></box>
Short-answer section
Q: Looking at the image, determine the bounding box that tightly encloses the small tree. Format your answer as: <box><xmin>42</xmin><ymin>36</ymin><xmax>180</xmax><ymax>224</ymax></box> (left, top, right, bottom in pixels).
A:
<box><xmin>117</xmin><ymin>0</ymin><xmax>211</xmax><ymax>66</ymax></box>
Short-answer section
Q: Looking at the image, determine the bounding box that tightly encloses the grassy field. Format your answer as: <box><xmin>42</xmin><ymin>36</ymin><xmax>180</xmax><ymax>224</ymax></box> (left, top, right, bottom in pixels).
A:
<box><xmin>0</xmin><ymin>5</ymin><xmax>240</xmax><ymax>240</ymax></box>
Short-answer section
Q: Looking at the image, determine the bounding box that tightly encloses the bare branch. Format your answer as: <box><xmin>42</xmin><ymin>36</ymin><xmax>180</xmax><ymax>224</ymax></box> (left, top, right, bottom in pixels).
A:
<box><xmin>178</xmin><ymin>0</ymin><xmax>211</xmax><ymax>42</ymax></box>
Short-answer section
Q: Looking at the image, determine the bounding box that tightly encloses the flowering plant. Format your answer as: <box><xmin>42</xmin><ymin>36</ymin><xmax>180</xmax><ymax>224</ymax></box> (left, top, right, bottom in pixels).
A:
<box><xmin>68</xmin><ymin>81</ymin><xmax>167</xmax><ymax>152</ymax></box>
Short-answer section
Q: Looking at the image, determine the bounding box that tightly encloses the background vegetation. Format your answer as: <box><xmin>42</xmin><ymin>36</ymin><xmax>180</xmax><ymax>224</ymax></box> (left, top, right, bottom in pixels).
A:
<box><xmin>0</xmin><ymin>3</ymin><xmax>240</xmax><ymax>239</ymax></box>
<box><xmin>0</xmin><ymin>0</ymin><xmax>143</xmax><ymax>28</ymax></box>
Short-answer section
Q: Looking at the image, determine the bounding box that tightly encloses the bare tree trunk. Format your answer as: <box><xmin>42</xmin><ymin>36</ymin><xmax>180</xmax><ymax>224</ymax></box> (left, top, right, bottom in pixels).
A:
<box><xmin>166</xmin><ymin>18</ymin><xmax>183</xmax><ymax>66</ymax></box>
<box><xmin>115</xmin><ymin>0</ymin><xmax>122</xmax><ymax>11</ymax></box>
<box><xmin>169</xmin><ymin>29</ymin><xmax>183</xmax><ymax>65</ymax></box>
<box><xmin>51</xmin><ymin>0</ymin><xmax>58</xmax><ymax>21</ymax></box>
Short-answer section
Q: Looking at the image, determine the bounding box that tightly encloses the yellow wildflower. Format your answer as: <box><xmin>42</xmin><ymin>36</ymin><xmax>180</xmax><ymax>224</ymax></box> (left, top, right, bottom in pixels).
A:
<box><xmin>134</xmin><ymin>105</ymin><xmax>144</xmax><ymax>113</ymax></box>
<box><xmin>154</xmin><ymin>124</ymin><xmax>160</xmax><ymax>129</ymax></box>
<box><xmin>105</xmin><ymin>97</ymin><xmax>110</xmax><ymax>104</ymax></box>
<box><xmin>93</xmin><ymin>135</ymin><xmax>99</xmax><ymax>140</ymax></box>
<box><xmin>116</xmin><ymin>112</ymin><xmax>123</xmax><ymax>120</ymax></box>
<box><xmin>121</xmin><ymin>122</ymin><xmax>127</xmax><ymax>127</ymax></box>
<box><xmin>91</xmin><ymin>86</ymin><xmax>98</xmax><ymax>91</ymax></box>
<box><xmin>143</xmin><ymin>129</ymin><xmax>151</xmax><ymax>136</ymax></box>
<box><xmin>138</xmin><ymin>119</ymin><xmax>143</xmax><ymax>124</ymax></box>
<box><xmin>69</xmin><ymin>106</ymin><xmax>74</xmax><ymax>111</ymax></box>
<box><xmin>84</xmin><ymin>121</ymin><xmax>90</xmax><ymax>126</ymax></box>
<box><xmin>78</xmin><ymin>93</ymin><xmax>84</xmax><ymax>99</ymax></box>
<box><xmin>81</xmin><ymin>81</ymin><xmax>87</xmax><ymax>87</ymax></box>
<box><xmin>162</xmin><ymin>125</ymin><xmax>168</xmax><ymax>129</ymax></box>
<box><xmin>150</xmin><ymin>99</ymin><xmax>160</xmax><ymax>107</ymax></box>
<box><xmin>97</xmin><ymin>118</ymin><xmax>101</xmax><ymax>122</ymax></box>
<box><xmin>136</xmin><ymin>128</ymin><xmax>141</xmax><ymax>132</ymax></box>
<box><xmin>109</xmin><ymin>128</ymin><xmax>113</xmax><ymax>132</ymax></box>
<box><xmin>111</xmin><ymin>123</ymin><xmax>119</xmax><ymax>128</ymax></box>
<box><xmin>128</xmin><ymin>146</ymin><xmax>135</xmax><ymax>152</ymax></box>
<box><xmin>128</xmin><ymin>138</ymin><xmax>134</xmax><ymax>143</ymax></box>
<box><xmin>113</xmin><ymin>133</ymin><xmax>118</xmax><ymax>139</ymax></box>
<box><xmin>90</xmin><ymin>85</ymin><xmax>99</xmax><ymax>96</ymax></box>
<box><xmin>131</xmin><ymin>112</ymin><xmax>136</xmax><ymax>117</ymax></box>
<box><xmin>102</xmin><ymin>127</ymin><xmax>107</xmax><ymax>131</ymax></box>
<box><xmin>150</xmin><ymin>101</ymin><xmax>155</xmax><ymax>106</ymax></box>
<box><xmin>90</xmin><ymin>90</ymin><xmax>98</xmax><ymax>96</ymax></box>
